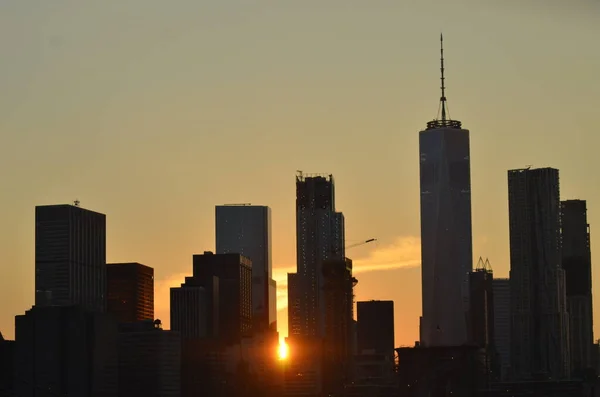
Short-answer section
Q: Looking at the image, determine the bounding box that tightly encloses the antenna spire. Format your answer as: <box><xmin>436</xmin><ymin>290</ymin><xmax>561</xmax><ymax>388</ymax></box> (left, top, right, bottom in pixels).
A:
<box><xmin>440</xmin><ymin>33</ymin><xmax>447</xmax><ymax>121</ymax></box>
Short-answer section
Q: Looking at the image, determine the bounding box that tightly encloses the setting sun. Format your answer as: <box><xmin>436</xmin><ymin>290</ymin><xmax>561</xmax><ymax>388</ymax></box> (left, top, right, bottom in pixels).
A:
<box><xmin>278</xmin><ymin>341</ymin><xmax>289</xmax><ymax>360</ymax></box>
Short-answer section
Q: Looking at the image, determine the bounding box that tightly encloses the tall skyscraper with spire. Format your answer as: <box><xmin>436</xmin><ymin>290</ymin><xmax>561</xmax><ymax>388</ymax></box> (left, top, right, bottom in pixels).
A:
<box><xmin>419</xmin><ymin>35</ymin><xmax>473</xmax><ymax>347</ymax></box>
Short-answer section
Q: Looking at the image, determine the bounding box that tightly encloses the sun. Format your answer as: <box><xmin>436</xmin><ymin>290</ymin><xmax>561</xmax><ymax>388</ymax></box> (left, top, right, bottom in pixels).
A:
<box><xmin>278</xmin><ymin>340</ymin><xmax>289</xmax><ymax>360</ymax></box>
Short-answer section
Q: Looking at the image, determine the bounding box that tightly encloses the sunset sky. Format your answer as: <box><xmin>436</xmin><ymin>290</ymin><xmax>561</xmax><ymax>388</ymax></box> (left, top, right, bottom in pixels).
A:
<box><xmin>1</xmin><ymin>1</ymin><xmax>599</xmax><ymax>346</ymax></box>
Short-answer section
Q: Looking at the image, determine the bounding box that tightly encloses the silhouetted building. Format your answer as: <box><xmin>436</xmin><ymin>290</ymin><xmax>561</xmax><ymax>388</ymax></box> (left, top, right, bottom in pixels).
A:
<box><xmin>35</xmin><ymin>204</ymin><xmax>107</xmax><ymax>312</ymax></box>
<box><xmin>192</xmin><ymin>252</ymin><xmax>252</xmax><ymax>343</ymax></box>
<box><xmin>322</xmin><ymin>257</ymin><xmax>356</xmax><ymax>395</ymax></box>
<box><xmin>355</xmin><ymin>300</ymin><xmax>395</xmax><ymax>383</ymax></box>
<box><xmin>216</xmin><ymin>204</ymin><xmax>277</xmax><ymax>332</ymax></box>
<box><xmin>288</xmin><ymin>172</ymin><xmax>345</xmax><ymax>339</ymax></box>
<box><xmin>284</xmin><ymin>337</ymin><xmax>323</xmax><ymax>397</ymax></box>
<box><xmin>117</xmin><ymin>319</ymin><xmax>180</xmax><ymax>397</ymax></box>
<box><xmin>508</xmin><ymin>167</ymin><xmax>570</xmax><ymax>380</ymax></box>
<box><xmin>562</xmin><ymin>200</ymin><xmax>595</xmax><ymax>377</ymax></box>
<box><xmin>357</xmin><ymin>300</ymin><xmax>395</xmax><ymax>356</ymax></box>
<box><xmin>0</xmin><ymin>332</ymin><xmax>15</xmax><ymax>397</ymax></box>
<box><xmin>397</xmin><ymin>345</ymin><xmax>487</xmax><ymax>397</ymax></box>
<box><xmin>107</xmin><ymin>262</ymin><xmax>154</xmax><ymax>323</ymax></box>
<box><xmin>14</xmin><ymin>305</ymin><xmax>117</xmax><ymax>397</ymax></box>
<box><xmin>419</xmin><ymin>35</ymin><xmax>472</xmax><ymax>347</ymax></box>
<box><xmin>171</xmin><ymin>274</ymin><xmax>219</xmax><ymax>339</ymax></box>
<box><xmin>492</xmin><ymin>278</ymin><xmax>511</xmax><ymax>381</ymax></box>
<box><xmin>468</xmin><ymin>261</ymin><xmax>494</xmax><ymax>349</ymax></box>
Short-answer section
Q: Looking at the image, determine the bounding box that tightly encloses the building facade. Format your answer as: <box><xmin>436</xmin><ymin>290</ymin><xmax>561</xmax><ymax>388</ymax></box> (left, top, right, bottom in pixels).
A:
<box><xmin>192</xmin><ymin>252</ymin><xmax>252</xmax><ymax>343</ymax></box>
<box><xmin>288</xmin><ymin>173</ymin><xmax>345</xmax><ymax>339</ymax></box>
<box><xmin>468</xmin><ymin>265</ymin><xmax>494</xmax><ymax>349</ymax></box>
<box><xmin>492</xmin><ymin>278</ymin><xmax>510</xmax><ymax>381</ymax></box>
<box><xmin>107</xmin><ymin>263</ymin><xmax>154</xmax><ymax>323</ymax></box>
<box><xmin>508</xmin><ymin>167</ymin><xmax>570</xmax><ymax>380</ymax></box>
<box><xmin>35</xmin><ymin>204</ymin><xmax>107</xmax><ymax>312</ymax></box>
<box><xmin>357</xmin><ymin>300</ymin><xmax>395</xmax><ymax>356</ymax></box>
<box><xmin>117</xmin><ymin>320</ymin><xmax>181</xmax><ymax>397</ymax></box>
<box><xmin>419</xmin><ymin>105</ymin><xmax>472</xmax><ymax>347</ymax></box>
<box><xmin>0</xmin><ymin>332</ymin><xmax>15</xmax><ymax>397</ymax></box>
<box><xmin>14</xmin><ymin>305</ymin><xmax>118</xmax><ymax>397</ymax></box>
<box><xmin>561</xmin><ymin>199</ymin><xmax>594</xmax><ymax>375</ymax></box>
<box><xmin>215</xmin><ymin>204</ymin><xmax>276</xmax><ymax>331</ymax></box>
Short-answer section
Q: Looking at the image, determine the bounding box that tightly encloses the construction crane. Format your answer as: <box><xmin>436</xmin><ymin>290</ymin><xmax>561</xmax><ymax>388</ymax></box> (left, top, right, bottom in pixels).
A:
<box><xmin>345</xmin><ymin>238</ymin><xmax>376</xmax><ymax>250</ymax></box>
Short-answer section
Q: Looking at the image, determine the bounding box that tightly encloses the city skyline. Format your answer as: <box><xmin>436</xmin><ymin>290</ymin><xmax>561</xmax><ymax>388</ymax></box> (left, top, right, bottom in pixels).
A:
<box><xmin>1</xmin><ymin>1</ymin><xmax>600</xmax><ymax>350</ymax></box>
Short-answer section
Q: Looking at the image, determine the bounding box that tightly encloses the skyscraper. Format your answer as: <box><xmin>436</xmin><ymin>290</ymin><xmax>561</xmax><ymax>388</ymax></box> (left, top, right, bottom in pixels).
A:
<box><xmin>215</xmin><ymin>204</ymin><xmax>276</xmax><ymax>331</ymax></box>
<box><xmin>192</xmin><ymin>252</ymin><xmax>252</xmax><ymax>343</ymax></box>
<box><xmin>107</xmin><ymin>262</ymin><xmax>154</xmax><ymax>323</ymax></box>
<box><xmin>561</xmin><ymin>199</ymin><xmax>594</xmax><ymax>375</ymax></box>
<box><xmin>492</xmin><ymin>278</ymin><xmax>510</xmax><ymax>381</ymax></box>
<box><xmin>468</xmin><ymin>260</ymin><xmax>494</xmax><ymax>349</ymax></box>
<box><xmin>35</xmin><ymin>203</ymin><xmax>107</xmax><ymax>312</ymax></box>
<box><xmin>508</xmin><ymin>167</ymin><xmax>570</xmax><ymax>380</ymax></box>
<box><xmin>419</xmin><ymin>35</ymin><xmax>472</xmax><ymax>347</ymax></box>
<box><xmin>288</xmin><ymin>172</ymin><xmax>345</xmax><ymax>338</ymax></box>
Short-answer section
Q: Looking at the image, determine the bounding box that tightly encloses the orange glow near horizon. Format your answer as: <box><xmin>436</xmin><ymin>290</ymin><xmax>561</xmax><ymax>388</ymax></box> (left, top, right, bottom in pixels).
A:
<box><xmin>278</xmin><ymin>340</ymin><xmax>289</xmax><ymax>360</ymax></box>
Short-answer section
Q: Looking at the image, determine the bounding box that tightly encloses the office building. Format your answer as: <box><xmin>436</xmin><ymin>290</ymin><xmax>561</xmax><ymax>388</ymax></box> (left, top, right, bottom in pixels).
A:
<box><xmin>171</xmin><ymin>276</ymin><xmax>219</xmax><ymax>339</ymax></box>
<box><xmin>468</xmin><ymin>259</ymin><xmax>494</xmax><ymax>349</ymax></box>
<box><xmin>357</xmin><ymin>300</ymin><xmax>395</xmax><ymax>356</ymax></box>
<box><xmin>192</xmin><ymin>252</ymin><xmax>252</xmax><ymax>343</ymax></box>
<box><xmin>322</xmin><ymin>258</ymin><xmax>356</xmax><ymax>395</ymax></box>
<box><xmin>0</xmin><ymin>332</ymin><xmax>15</xmax><ymax>397</ymax></box>
<box><xmin>35</xmin><ymin>203</ymin><xmax>107</xmax><ymax>312</ymax></box>
<box><xmin>419</xmin><ymin>35</ymin><xmax>473</xmax><ymax>347</ymax></box>
<box><xmin>216</xmin><ymin>204</ymin><xmax>276</xmax><ymax>331</ymax></box>
<box><xmin>508</xmin><ymin>167</ymin><xmax>570</xmax><ymax>379</ymax></box>
<box><xmin>288</xmin><ymin>172</ymin><xmax>345</xmax><ymax>339</ymax></box>
<box><xmin>117</xmin><ymin>319</ymin><xmax>181</xmax><ymax>397</ymax></box>
<box><xmin>14</xmin><ymin>305</ymin><xmax>118</xmax><ymax>397</ymax></box>
<box><xmin>355</xmin><ymin>300</ymin><xmax>395</xmax><ymax>382</ymax></box>
<box><xmin>561</xmin><ymin>199</ymin><xmax>594</xmax><ymax>375</ymax></box>
<box><xmin>107</xmin><ymin>263</ymin><xmax>154</xmax><ymax>323</ymax></box>
<box><xmin>492</xmin><ymin>278</ymin><xmax>510</xmax><ymax>381</ymax></box>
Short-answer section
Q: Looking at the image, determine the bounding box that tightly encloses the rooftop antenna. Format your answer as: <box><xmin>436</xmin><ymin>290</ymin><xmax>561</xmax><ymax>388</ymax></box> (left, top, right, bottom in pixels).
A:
<box><xmin>439</xmin><ymin>33</ymin><xmax>448</xmax><ymax>122</ymax></box>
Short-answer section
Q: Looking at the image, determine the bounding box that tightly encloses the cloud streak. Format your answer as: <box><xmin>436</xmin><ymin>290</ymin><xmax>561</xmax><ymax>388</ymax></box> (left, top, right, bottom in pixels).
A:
<box><xmin>273</xmin><ymin>236</ymin><xmax>421</xmax><ymax>311</ymax></box>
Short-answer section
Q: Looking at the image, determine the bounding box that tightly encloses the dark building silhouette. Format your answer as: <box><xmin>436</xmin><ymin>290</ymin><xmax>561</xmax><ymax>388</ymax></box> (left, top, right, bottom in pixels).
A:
<box><xmin>508</xmin><ymin>167</ymin><xmax>570</xmax><ymax>380</ymax></box>
<box><xmin>288</xmin><ymin>172</ymin><xmax>345</xmax><ymax>339</ymax></box>
<box><xmin>322</xmin><ymin>257</ymin><xmax>356</xmax><ymax>396</ymax></box>
<box><xmin>468</xmin><ymin>260</ymin><xmax>495</xmax><ymax>381</ymax></box>
<box><xmin>492</xmin><ymin>278</ymin><xmax>511</xmax><ymax>381</ymax></box>
<box><xmin>117</xmin><ymin>319</ymin><xmax>180</xmax><ymax>397</ymax></box>
<box><xmin>0</xmin><ymin>332</ymin><xmax>15</xmax><ymax>397</ymax></box>
<box><xmin>561</xmin><ymin>199</ymin><xmax>594</xmax><ymax>376</ymax></box>
<box><xmin>35</xmin><ymin>204</ymin><xmax>107</xmax><ymax>312</ymax></box>
<box><xmin>14</xmin><ymin>305</ymin><xmax>117</xmax><ymax>397</ymax></box>
<box><xmin>192</xmin><ymin>252</ymin><xmax>252</xmax><ymax>343</ymax></box>
<box><xmin>107</xmin><ymin>262</ymin><xmax>154</xmax><ymax>323</ymax></box>
<box><xmin>355</xmin><ymin>300</ymin><xmax>396</xmax><ymax>386</ymax></box>
<box><xmin>397</xmin><ymin>345</ymin><xmax>487</xmax><ymax>397</ymax></box>
<box><xmin>216</xmin><ymin>204</ymin><xmax>277</xmax><ymax>332</ymax></box>
<box><xmin>171</xmin><ymin>275</ymin><xmax>219</xmax><ymax>339</ymax></box>
<box><xmin>419</xmin><ymin>35</ymin><xmax>472</xmax><ymax>347</ymax></box>
<box><xmin>357</xmin><ymin>300</ymin><xmax>395</xmax><ymax>356</ymax></box>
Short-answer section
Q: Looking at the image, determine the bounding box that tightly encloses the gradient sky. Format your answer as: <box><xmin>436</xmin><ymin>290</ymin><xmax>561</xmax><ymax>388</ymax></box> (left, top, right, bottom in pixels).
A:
<box><xmin>1</xmin><ymin>1</ymin><xmax>599</xmax><ymax>345</ymax></box>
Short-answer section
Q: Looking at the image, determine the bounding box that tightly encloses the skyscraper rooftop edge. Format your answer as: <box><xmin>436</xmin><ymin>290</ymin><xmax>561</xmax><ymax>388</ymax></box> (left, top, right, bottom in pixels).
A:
<box><xmin>295</xmin><ymin>170</ymin><xmax>333</xmax><ymax>182</ymax></box>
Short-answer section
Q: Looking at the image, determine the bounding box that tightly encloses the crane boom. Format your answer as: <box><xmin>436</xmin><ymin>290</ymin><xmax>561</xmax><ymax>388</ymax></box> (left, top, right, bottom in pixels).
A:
<box><xmin>345</xmin><ymin>238</ymin><xmax>377</xmax><ymax>250</ymax></box>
